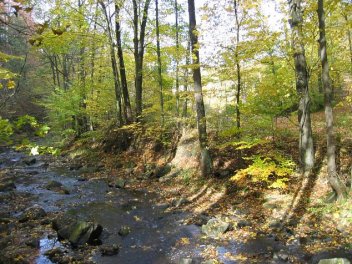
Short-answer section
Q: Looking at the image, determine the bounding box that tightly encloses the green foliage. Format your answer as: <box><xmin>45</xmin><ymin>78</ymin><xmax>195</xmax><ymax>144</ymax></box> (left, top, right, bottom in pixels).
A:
<box><xmin>231</xmin><ymin>153</ymin><xmax>295</xmax><ymax>189</ymax></box>
<box><xmin>15</xmin><ymin>114</ymin><xmax>38</xmax><ymax>129</ymax></box>
<box><xmin>0</xmin><ymin>117</ymin><xmax>14</xmax><ymax>144</ymax></box>
<box><xmin>14</xmin><ymin>115</ymin><xmax>50</xmax><ymax>137</ymax></box>
<box><xmin>15</xmin><ymin>140</ymin><xmax>60</xmax><ymax>156</ymax></box>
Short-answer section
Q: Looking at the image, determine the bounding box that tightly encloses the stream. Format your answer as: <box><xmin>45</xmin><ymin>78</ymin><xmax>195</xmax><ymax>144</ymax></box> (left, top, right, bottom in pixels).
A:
<box><xmin>0</xmin><ymin>148</ymin><xmax>351</xmax><ymax>264</ymax></box>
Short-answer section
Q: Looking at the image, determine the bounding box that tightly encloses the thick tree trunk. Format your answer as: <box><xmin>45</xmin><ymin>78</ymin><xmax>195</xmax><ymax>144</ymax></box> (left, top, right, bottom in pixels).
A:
<box><xmin>132</xmin><ymin>0</ymin><xmax>152</xmax><ymax>120</ymax></box>
<box><xmin>289</xmin><ymin>0</ymin><xmax>315</xmax><ymax>172</ymax></box>
<box><xmin>155</xmin><ymin>0</ymin><xmax>164</xmax><ymax>127</ymax></box>
<box><xmin>318</xmin><ymin>0</ymin><xmax>347</xmax><ymax>200</ymax></box>
<box><xmin>115</xmin><ymin>2</ymin><xmax>133</xmax><ymax>123</ymax></box>
<box><xmin>188</xmin><ymin>0</ymin><xmax>213</xmax><ymax>177</ymax></box>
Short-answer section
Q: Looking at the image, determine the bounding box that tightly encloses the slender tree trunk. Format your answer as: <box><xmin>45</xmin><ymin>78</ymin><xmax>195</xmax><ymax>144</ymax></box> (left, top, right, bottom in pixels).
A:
<box><xmin>289</xmin><ymin>0</ymin><xmax>315</xmax><ymax>172</ymax></box>
<box><xmin>343</xmin><ymin>14</ymin><xmax>352</xmax><ymax>74</ymax></box>
<box><xmin>182</xmin><ymin>39</ymin><xmax>191</xmax><ymax>118</ymax></box>
<box><xmin>155</xmin><ymin>0</ymin><xmax>164</xmax><ymax>128</ymax></box>
<box><xmin>318</xmin><ymin>0</ymin><xmax>347</xmax><ymax>200</ymax></box>
<box><xmin>132</xmin><ymin>0</ymin><xmax>152</xmax><ymax>120</ymax></box>
<box><xmin>115</xmin><ymin>2</ymin><xmax>133</xmax><ymax>123</ymax></box>
<box><xmin>54</xmin><ymin>56</ymin><xmax>61</xmax><ymax>87</ymax></box>
<box><xmin>175</xmin><ymin>0</ymin><xmax>180</xmax><ymax>117</ymax></box>
<box><xmin>188</xmin><ymin>0</ymin><xmax>213</xmax><ymax>177</ymax></box>
<box><xmin>100</xmin><ymin>1</ymin><xmax>123</xmax><ymax>125</ymax></box>
<box><xmin>63</xmin><ymin>55</ymin><xmax>69</xmax><ymax>91</ymax></box>
<box><xmin>234</xmin><ymin>0</ymin><xmax>241</xmax><ymax>130</ymax></box>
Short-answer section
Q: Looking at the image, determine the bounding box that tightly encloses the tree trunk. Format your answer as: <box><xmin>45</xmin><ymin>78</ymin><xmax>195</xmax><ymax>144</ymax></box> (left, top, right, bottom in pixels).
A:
<box><xmin>288</xmin><ymin>0</ymin><xmax>315</xmax><ymax>172</ymax></box>
<box><xmin>100</xmin><ymin>1</ymin><xmax>124</xmax><ymax>125</ymax></box>
<box><xmin>318</xmin><ymin>0</ymin><xmax>347</xmax><ymax>199</ymax></box>
<box><xmin>182</xmin><ymin>39</ymin><xmax>191</xmax><ymax>118</ymax></box>
<box><xmin>155</xmin><ymin>0</ymin><xmax>164</xmax><ymax>128</ymax></box>
<box><xmin>234</xmin><ymin>0</ymin><xmax>241</xmax><ymax>130</ymax></box>
<box><xmin>188</xmin><ymin>0</ymin><xmax>213</xmax><ymax>177</ymax></box>
<box><xmin>115</xmin><ymin>2</ymin><xmax>133</xmax><ymax>123</ymax></box>
<box><xmin>132</xmin><ymin>0</ymin><xmax>152</xmax><ymax>120</ymax></box>
<box><xmin>175</xmin><ymin>0</ymin><xmax>180</xmax><ymax>117</ymax></box>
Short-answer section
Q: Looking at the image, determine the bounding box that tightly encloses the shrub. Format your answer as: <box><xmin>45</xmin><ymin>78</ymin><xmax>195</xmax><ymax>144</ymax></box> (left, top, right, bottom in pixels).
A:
<box><xmin>230</xmin><ymin>153</ymin><xmax>295</xmax><ymax>189</ymax></box>
<box><xmin>0</xmin><ymin>117</ymin><xmax>13</xmax><ymax>144</ymax></box>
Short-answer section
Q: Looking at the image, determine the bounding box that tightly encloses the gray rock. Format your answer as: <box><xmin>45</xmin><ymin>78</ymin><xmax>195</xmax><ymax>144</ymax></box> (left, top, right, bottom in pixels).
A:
<box><xmin>201</xmin><ymin>218</ymin><xmax>230</xmax><ymax>238</ymax></box>
<box><xmin>318</xmin><ymin>259</ymin><xmax>350</xmax><ymax>264</ymax></box>
<box><xmin>100</xmin><ymin>244</ymin><xmax>119</xmax><ymax>256</ymax></box>
<box><xmin>19</xmin><ymin>205</ymin><xmax>46</xmax><ymax>223</ymax></box>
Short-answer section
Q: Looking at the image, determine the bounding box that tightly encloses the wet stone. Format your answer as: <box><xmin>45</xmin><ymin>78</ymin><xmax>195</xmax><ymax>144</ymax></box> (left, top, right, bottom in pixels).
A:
<box><xmin>100</xmin><ymin>244</ymin><xmax>119</xmax><ymax>256</ymax></box>
<box><xmin>44</xmin><ymin>180</ymin><xmax>70</xmax><ymax>194</ymax></box>
<box><xmin>19</xmin><ymin>205</ymin><xmax>46</xmax><ymax>223</ymax></box>
<box><xmin>23</xmin><ymin>157</ymin><xmax>36</xmax><ymax>166</ymax></box>
<box><xmin>24</xmin><ymin>237</ymin><xmax>40</xmax><ymax>248</ymax></box>
<box><xmin>118</xmin><ymin>225</ymin><xmax>131</xmax><ymax>237</ymax></box>
<box><xmin>57</xmin><ymin>220</ymin><xmax>103</xmax><ymax>246</ymax></box>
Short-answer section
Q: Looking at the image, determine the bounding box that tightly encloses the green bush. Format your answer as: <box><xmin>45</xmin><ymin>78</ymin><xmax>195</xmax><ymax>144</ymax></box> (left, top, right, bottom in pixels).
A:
<box><xmin>0</xmin><ymin>117</ymin><xmax>13</xmax><ymax>144</ymax></box>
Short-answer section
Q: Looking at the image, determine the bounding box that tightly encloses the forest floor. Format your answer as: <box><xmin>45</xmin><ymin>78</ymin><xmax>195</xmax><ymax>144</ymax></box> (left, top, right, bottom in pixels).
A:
<box><xmin>1</xmin><ymin>107</ymin><xmax>352</xmax><ymax>263</ymax></box>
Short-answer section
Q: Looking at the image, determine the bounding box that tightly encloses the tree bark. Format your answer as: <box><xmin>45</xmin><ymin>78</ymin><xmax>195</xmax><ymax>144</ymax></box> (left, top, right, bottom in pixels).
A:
<box><xmin>99</xmin><ymin>1</ymin><xmax>123</xmax><ymax>125</ymax></box>
<box><xmin>175</xmin><ymin>0</ymin><xmax>180</xmax><ymax>117</ymax></box>
<box><xmin>132</xmin><ymin>0</ymin><xmax>152</xmax><ymax>120</ymax></box>
<box><xmin>155</xmin><ymin>0</ymin><xmax>164</xmax><ymax>128</ymax></box>
<box><xmin>288</xmin><ymin>0</ymin><xmax>315</xmax><ymax>172</ymax></box>
<box><xmin>188</xmin><ymin>0</ymin><xmax>213</xmax><ymax>177</ymax></box>
<box><xmin>318</xmin><ymin>0</ymin><xmax>347</xmax><ymax>199</ymax></box>
<box><xmin>115</xmin><ymin>1</ymin><xmax>133</xmax><ymax>123</ymax></box>
<box><xmin>234</xmin><ymin>0</ymin><xmax>241</xmax><ymax>130</ymax></box>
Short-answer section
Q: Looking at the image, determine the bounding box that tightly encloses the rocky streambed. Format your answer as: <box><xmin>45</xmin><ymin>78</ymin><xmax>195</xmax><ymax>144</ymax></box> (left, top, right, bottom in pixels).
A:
<box><xmin>0</xmin><ymin>148</ymin><xmax>351</xmax><ymax>264</ymax></box>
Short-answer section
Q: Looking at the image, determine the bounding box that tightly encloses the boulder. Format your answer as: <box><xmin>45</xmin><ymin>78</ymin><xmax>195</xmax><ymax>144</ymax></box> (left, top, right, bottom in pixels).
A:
<box><xmin>57</xmin><ymin>220</ymin><xmax>102</xmax><ymax>246</ymax></box>
<box><xmin>201</xmin><ymin>218</ymin><xmax>230</xmax><ymax>238</ymax></box>
<box><xmin>318</xmin><ymin>259</ymin><xmax>350</xmax><ymax>264</ymax></box>
<box><xmin>19</xmin><ymin>205</ymin><xmax>46</xmax><ymax>223</ymax></box>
